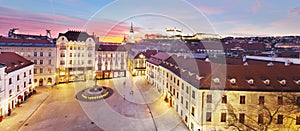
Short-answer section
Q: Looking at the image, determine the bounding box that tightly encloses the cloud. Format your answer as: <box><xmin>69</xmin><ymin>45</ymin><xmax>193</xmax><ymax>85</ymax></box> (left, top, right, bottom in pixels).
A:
<box><xmin>251</xmin><ymin>0</ymin><xmax>263</xmax><ymax>14</ymax></box>
<box><xmin>288</xmin><ymin>7</ymin><xmax>300</xmax><ymax>16</ymax></box>
<box><xmin>0</xmin><ymin>7</ymin><xmax>141</xmax><ymax>42</ymax></box>
<box><xmin>198</xmin><ymin>6</ymin><xmax>224</xmax><ymax>15</ymax></box>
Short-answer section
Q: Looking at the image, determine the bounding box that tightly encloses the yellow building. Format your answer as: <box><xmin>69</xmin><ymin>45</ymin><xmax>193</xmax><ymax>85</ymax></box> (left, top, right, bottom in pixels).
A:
<box><xmin>128</xmin><ymin>50</ymin><xmax>158</xmax><ymax>76</ymax></box>
<box><xmin>147</xmin><ymin>54</ymin><xmax>300</xmax><ymax>131</ymax></box>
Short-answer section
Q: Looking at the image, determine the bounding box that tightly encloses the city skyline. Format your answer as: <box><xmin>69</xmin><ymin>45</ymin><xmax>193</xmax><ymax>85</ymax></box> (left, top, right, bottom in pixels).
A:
<box><xmin>0</xmin><ymin>0</ymin><xmax>299</xmax><ymax>42</ymax></box>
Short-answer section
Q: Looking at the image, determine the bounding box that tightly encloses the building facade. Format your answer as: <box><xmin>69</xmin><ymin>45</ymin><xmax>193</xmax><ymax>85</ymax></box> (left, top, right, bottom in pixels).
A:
<box><xmin>56</xmin><ymin>31</ymin><xmax>95</xmax><ymax>83</ymax></box>
<box><xmin>128</xmin><ymin>50</ymin><xmax>158</xmax><ymax>76</ymax></box>
<box><xmin>147</xmin><ymin>55</ymin><xmax>300</xmax><ymax>131</ymax></box>
<box><xmin>0</xmin><ymin>52</ymin><xmax>34</xmax><ymax>118</ymax></box>
<box><xmin>0</xmin><ymin>65</ymin><xmax>5</xmax><ymax>119</ymax></box>
<box><xmin>0</xmin><ymin>37</ymin><xmax>56</xmax><ymax>86</ymax></box>
<box><xmin>96</xmin><ymin>44</ymin><xmax>126</xmax><ymax>79</ymax></box>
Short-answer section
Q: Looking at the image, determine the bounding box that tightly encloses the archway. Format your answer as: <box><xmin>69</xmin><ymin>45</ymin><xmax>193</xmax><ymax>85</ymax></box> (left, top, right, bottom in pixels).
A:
<box><xmin>47</xmin><ymin>78</ymin><xmax>52</xmax><ymax>85</ymax></box>
<box><xmin>39</xmin><ymin>78</ymin><xmax>43</xmax><ymax>86</ymax></box>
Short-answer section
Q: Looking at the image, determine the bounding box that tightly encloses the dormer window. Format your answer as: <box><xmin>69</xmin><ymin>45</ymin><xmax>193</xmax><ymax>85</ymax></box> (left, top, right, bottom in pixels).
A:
<box><xmin>196</xmin><ymin>75</ymin><xmax>204</xmax><ymax>80</ymax></box>
<box><xmin>279</xmin><ymin>80</ymin><xmax>286</xmax><ymax>86</ymax></box>
<box><xmin>263</xmin><ymin>79</ymin><xmax>270</xmax><ymax>86</ymax></box>
<box><xmin>247</xmin><ymin>79</ymin><xmax>254</xmax><ymax>86</ymax></box>
<box><xmin>230</xmin><ymin>78</ymin><xmax>236</xmax><ymax>85</ymax></box>
<box><xmin>294</xmin><ymin>80</ymin><xmax>300</xmax><ymax>85</ymax></box>
<box><xmin>181</xmin><ymin>69</ymin><xmax>186</xmax><ymax>72</ymax></box>
<box><xmin>267</xmin><ymin>62</ymin><xmax>274</xmax><ymax>66</ymax></box>
<box><xmin>243</xmin><ymin>62</ymin><xmax>248</xmax><ymax>66</ymax></box>
<box><xmin>213</xmin><ymin>78</ymin><xmax>220</xmax><ymax>85</ymax></box>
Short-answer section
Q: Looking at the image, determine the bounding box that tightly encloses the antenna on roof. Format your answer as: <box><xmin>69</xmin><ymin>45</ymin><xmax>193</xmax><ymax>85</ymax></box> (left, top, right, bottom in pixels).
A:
<box><xmin>46</xmin><ymin>29</ymin><xmax>52</xmax><ymax>39</ymax></box>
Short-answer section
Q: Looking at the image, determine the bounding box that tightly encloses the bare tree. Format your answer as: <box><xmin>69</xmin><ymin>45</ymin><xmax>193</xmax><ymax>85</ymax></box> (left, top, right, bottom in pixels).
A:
<box><xmin>224</xmin><ymin>93</ymin><xmax>300</xmax><ymax>131</ymax></box>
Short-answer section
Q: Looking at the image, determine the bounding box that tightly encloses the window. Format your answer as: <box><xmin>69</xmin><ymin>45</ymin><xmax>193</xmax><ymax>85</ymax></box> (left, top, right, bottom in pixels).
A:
<box><xmin>221</xmin><ymin>113</ymin><xmax>226</xmax><ymax>122</ymax></box>
<box><xmin>278</xmin><ymin>96</ymin><xmax>283</xmax><ymax>105</ymax></box>
<box><xmin>239</xmin><ymin>113</ymin><xmax>245</xmax><ymax>123</ymax></box>
<box><xmin>240</xmin><ymin>96</ymin><xmax>246</xmax><ymax>104</ymax></box>
<box><xmin>24</xmin><ymin>81</ymin><xmax>26</xmax><ymax>87</ymax></box>
<box><xmin>34</xmin><ymin>52</ymin><xmax>37</xmax><ymax>57</ymax></box>
<box><xmin>34</xmin><ymin>69</ymin><xmax>37</xmax><ymax>74</ymax></box>
<box><xmin>185</xmin><ymin>101</ymin><xmax>188</xmax><ymax>109</ymax></box>
<box><xmin>176</xmin><ymin>92</ymin><xmax>179</xmax><ymax>99</ymax></box>
<box><xmin>48</xmin><ymin>68</ymin><xmax>52</xmax><ymax>74</ymax></box>
<box><xmin>181</xmin><ymin>96</ymin><xmax>183</xmax><ymax>104</ymax></box>
<box><xmin>27</xmin><ymin>52</ymin><xmax>31</xmax><ymax>57</ymax></box>
<box><xmin>277</xmin><ymin>115</ymin><xmax>283</xmax><ymax>124</ymax></box>
<box><xmin>34</xmin><ymin>60</ymin><xmax>37</xmax><ymax>64</ymax></box>
<box><xmin>297</xmin><ymin>96</ymin><xmax>300</xmax><ymax>105</ymax></box>
<box><xmin>207</xmin><ymin>94</ymin><xmax>212</xmax><ymax>103</ymax></box>
<box><xmin>24</xmin><ymin>72</ymin><xmax>26</xmax><ymax>77</ymax></box>
<box><xmin>29</xmin><ymin>79</ymin><xmax>32</xmax><ymax>84</ymax></box>
<box><xmin>222</xmin><ymin>95</ymin><xmax>227</xmax><ymax>104</ymax></box>
<box><xmin>181</xmin><ymin>83</ymin><xmax>184</xmax><ymax>90</ymax></box>
<box><xmin>48</xmin><ymin>52</ymin><xmax>51</xmax><ymax>57</ymax></box>
<box><xmin>29</xmin><ymin>70</ymin><xmax>32</xmax><ymax>75</ymax></box>
<box><xmin>60</xmin><ymin>53</ymin><xmax>65</xmax><ymax>57</ymax></box>
<box><xmin>258</xmin><ymin>114</ymin><xmax>264</xmax><ymax>124</ymax></box>
<box><xmin>186</xmin><ymin>86</ymin><xmax>189</xmax><ymax>94</ymax></box>
<box><xmin>69</xmin><ymin>60</ymin><xmax>72</xmax><ymax>64</ymax></box>
<box><xmin>297</xmin><ymin>116</ymin><xmax>300</xmax><ymax>125</ymax></box>
<box><xmin>70</xmin><ymin>53</ymin><xmax>72</xmax><ymax>57</ymax></box>
<box><xmin>17</xmin><ymin>75</ymin><xmax>20</xmax><ymax>81</ymax></box>
<box><xmin>173</xmin><ymin>89</ymin><xmax>175</xmax><ymax>96</ymax></box>
<box><xmin>60</xmin><ymin>60</ymin><xmax>65</xmax><ymax>65</ymax></box>
<box><xmin>259</xmin><ymin>96</ymin><xmax>265</xmax><ymax>105</ymax></box>
<box><xmin>17</xmin><ymin>85</ymin><xmax>20</xmax><ymax>92</ymax></box>
<box><xmin>40</xmin><ymin>52</ymin><xmax>43</xmax><ymax>57</ymax></box>
<box><xmin>40</xmin><ymin>68</ymin><xmax>43</xmax><ymax>74</ymax></box>
<box><xmin>88</xmin><ymin>60</ymin><xmax>92</xmax><ymax>64</ymax></box>
<box><xmin>192</xmin><ymin>90</ymin><xmax>195</xmax><ymax>99</ymax></box>
<box><xmin>48</xmin><ymin>60</ymin><xmax>52</xmax><ymax>65</ymax></box>
<box><xmin>206</xmin><ymin>112</ymin><xmax>212</xmax><ymax>122</ymax></box>
<box><xmin>9</xmin><ymin>89</ymin><xmax>12</xmax><ymax>97</ymax></box>
<box><xmin>40</xmin><ymin>60</ymin><xmax>43</xmax><ymax>65</ymax></box>
<box><xmin>191</xmin><ymin>107</ymin><xmax>195</xmax><ymax>116</ymax></box>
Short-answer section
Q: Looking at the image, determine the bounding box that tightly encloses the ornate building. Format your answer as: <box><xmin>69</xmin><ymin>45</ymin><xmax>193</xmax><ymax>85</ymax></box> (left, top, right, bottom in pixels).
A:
<box><xmin>0</xmin><ymin>37</ymin><xmax>56</xmax><ymax>86</ymax></box>
<box><xmin>147</xmin><ymin>54</ymin><xmax>300</xmax><ymax>131</ymax></box>
<box><xmin>56</xmin><ymin>31</ymin><xmax>96</xmax><ymax>83</ymax></box>
<box><xmin>96</xmin><ymin>44</ymin><xmax>127</xmax><ymax>79</ymax></box>
<box><xmin>128</xmin><ymin>50</ymin><xmax>158</xmax><ymax>76</ymax></box>
<box><xmin>0</xmin><ymin>52</ymin><xmax>34</xmax><ymax>118</ymax></box>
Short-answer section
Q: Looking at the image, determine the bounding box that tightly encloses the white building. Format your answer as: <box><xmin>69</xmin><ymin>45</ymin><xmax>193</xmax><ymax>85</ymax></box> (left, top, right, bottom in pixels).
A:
<box><xmin>0</xmin><ymin>52</ymin><xmax>34</xmax><ymax>118</ymax></box>
<box><xmin>0</xmin><ymin>37</ymin><xmax>56</xmax><ymax>86</ymax></box>
<box><xmin>96</xmin><ymin>44</ymin><xmax>127</xmax><ymax>79</ymax></box>
<box><xmin>56</xmin><ymin>31</ymin><xmax>96</xmax><ymax>83</ymax></box>
<box><xmin>147</xmin><ymin>54</ymin><xmax>300</xmax><ymax>131</ymax></box>
<box><xmin>0</xmin><ymin>65</ymin><xmax>5</xmax><ymax>119</ymax></box>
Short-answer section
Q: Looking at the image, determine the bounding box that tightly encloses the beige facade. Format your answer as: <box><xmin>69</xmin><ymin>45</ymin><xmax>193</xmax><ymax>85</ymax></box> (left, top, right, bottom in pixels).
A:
<box><xmin>0</xmin><ymin>46</ymin><xmax>56</xmax><ymax>86</ymax></box>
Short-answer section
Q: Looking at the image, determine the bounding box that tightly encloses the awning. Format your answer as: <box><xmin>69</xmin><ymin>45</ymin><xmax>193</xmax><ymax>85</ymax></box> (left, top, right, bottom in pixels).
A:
<box><xmin>18</xmin><ymin>95</ymin><xmax>23</xmax><ymax>99</ymax></box>
<box><xmin>24</xmin><ymin>91</ymin><xmax>29</xmax><ymax>95</ymax></box>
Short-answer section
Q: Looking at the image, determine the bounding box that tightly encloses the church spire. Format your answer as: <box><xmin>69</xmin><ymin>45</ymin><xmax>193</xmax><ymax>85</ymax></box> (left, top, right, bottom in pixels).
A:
<box><xmin>130</xmin><ymin>22</ymin><xmax>134</xmax><ymax>33</ymax></box>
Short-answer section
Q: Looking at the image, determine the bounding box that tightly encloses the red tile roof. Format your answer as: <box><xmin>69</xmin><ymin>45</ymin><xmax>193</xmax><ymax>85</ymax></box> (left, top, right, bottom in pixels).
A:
<box><xmin>0</xmin><ymin>52</ymin><xmax>33</xmax><ymax>73</ymax></box>
<box><xmin>160</xmin><ymin>55</ymin><xmax>300</xmax><ymax>92</ymax></box>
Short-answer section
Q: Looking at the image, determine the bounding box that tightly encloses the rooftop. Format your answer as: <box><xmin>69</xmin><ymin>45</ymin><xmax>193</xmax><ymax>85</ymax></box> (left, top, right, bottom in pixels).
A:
<box><xmin>58</xmin><ymin>31</ymin><xmax>94</xmax><ymax>42</ymax></box>
<box><xmin>0</xmin><ymin>37</ymin><xmax>54</xmax><ymax>47</ymax></box>
<box><xmin>0</xmin><ymin>52</ymin><xmax>34</xmax><ymax>73</ymax></box>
